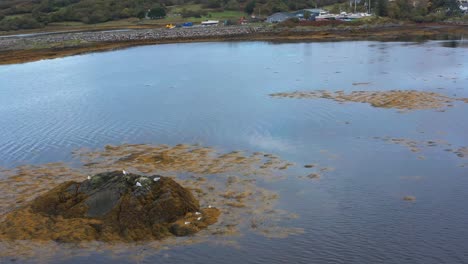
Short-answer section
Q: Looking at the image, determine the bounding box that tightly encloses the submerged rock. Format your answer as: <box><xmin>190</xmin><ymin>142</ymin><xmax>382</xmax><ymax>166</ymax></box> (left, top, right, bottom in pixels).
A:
<box><xmin>0</xmin><ymin>171</ymin><xmax>219</xmax><ymax>242</ymax></box>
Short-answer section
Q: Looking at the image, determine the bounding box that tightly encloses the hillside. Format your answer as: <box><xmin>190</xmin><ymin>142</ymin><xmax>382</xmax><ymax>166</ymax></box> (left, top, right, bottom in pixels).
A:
<box><xmin>0</xmin><ymin>0</ymin><xmax>464</xmax><ymax>31</ymax></box>
<box><xmin>0</xmin><ymin>0</ymin><xmax>328</xmax><ymax>31</ymax></box>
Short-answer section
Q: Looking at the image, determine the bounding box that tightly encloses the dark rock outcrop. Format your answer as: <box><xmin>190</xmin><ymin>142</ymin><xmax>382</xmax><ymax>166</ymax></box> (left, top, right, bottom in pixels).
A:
<box><xmin>0</xmin><ymin>171</ymin><xmax>220</xmax><ymax>242</ymax></box>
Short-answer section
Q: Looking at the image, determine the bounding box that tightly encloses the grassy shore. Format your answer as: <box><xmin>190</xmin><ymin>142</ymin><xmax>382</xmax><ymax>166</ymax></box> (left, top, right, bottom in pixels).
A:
<box><xmin>0</xmin><ymin>23</ymin><xmax>467</xmax><ymax>65</ymax></box>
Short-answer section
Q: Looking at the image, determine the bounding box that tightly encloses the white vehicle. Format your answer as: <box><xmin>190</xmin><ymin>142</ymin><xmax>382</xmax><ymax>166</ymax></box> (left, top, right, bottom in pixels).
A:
<box><xmin>201</xmin><ymin>20</ymin><xmax>219</xmax><ymax>26</ymax></box>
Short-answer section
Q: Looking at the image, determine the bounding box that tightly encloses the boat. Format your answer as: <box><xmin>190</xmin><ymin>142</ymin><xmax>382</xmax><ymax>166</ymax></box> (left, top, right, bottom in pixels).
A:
<box><xmin>316</xmin><ymin>11</ymin><xmax>336</xmax><ymax>20</ymax></box>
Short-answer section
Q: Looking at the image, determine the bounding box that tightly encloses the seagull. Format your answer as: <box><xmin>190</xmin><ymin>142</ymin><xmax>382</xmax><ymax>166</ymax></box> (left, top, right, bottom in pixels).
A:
<box><xmin>87</xmin><ymin>175</ymin><xmax>91</xmax><ymax>180</ymax></box>
<box><xmin>197</xmin><ymin>217</ymin><xmax>202</xmax><ymax>221</ymax></box>
<box><xmin>195</xmin><ymin>212</ymin><xmax>201</xmax><ymax>215</ymax></box>
<box><xmin>136</xmin><ymin>182</ymin><xmax>142</xmax><ymax>187</ymax></box>
<box><xmin>122</xmin><ymin>170</ymin><xmax>128</xmax><ymax>175</ymax></box>
<box><xmin>184</xmin><ymin>221</ymin><xmax>190</xmax><ymax>225</ymax></box>
<box><xmin>208</xmin><ymin>205</ymin><xmax>212</xmax><ymax>208</ymax></box>
<box><xmin>153</xmin><ymin>177</ymin><xmax>160</xmax><ymax>182</ymax></box>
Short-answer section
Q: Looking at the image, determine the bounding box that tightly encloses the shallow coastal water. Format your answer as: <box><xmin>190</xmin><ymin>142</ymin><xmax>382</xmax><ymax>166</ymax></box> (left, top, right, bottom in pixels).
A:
<box><xmin>1</xmin><ymin>40</ymin><xmax>468</xmax><ymax>263</ymax></box>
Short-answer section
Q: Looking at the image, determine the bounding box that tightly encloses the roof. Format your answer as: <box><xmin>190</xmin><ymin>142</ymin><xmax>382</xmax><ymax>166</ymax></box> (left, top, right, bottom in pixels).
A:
<box><xmin>303</xmin><ymin>8</ymin><xmax>325</xmax><ymax>14</ymax></box>
<box><xmin>268</xmin><ymin>12</ymin><xmax>294</xmax><ymax>18</ymax></box>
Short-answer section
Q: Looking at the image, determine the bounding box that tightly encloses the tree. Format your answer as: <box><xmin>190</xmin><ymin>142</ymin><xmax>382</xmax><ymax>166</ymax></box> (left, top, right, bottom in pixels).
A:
<box><xmin>245</xmin><ymin>0</ymin><xmax>256</xmax><ymax>14</ymax></box>
<box><xmin>225</xmin><ymin>0</ymin><xmax>240</xmax><ymax>10</ymax></box>
<box><xmin>430</xmin><ymin>0</ymin><xmax>459</xmax><ymax>12</ymax></box>
<box><xmin>204</xmin><ymin>0</ymin><xmax>222</xmax><ymax>8</ymax></box>
<box><xmin>267</xmin><ymin>0</ymin><xmax>289</xmax><ymax>13</ymax></box>
<box><xmin>88</xmin><ymin>10</ymin><xmax>110</xmax><ymax>23</ymax></box>
<box><xmin>375</xmin><ymin>0</ymin><xmax>388</xmax><ymax>16</ymax></box>
<box><xmin>119</xmin><ymin>8</ymin><xmax>131</xmax><ymax>18</ymax></box>
<box><xmin>136</xmin><ymin>9</ymin><xmax>146</xmax><ymax>19</ymax></box>
<box><xmin>388</xmin><ymin>0</ymin><xmax>411</xmax><ymax>18</ymax></box>
<box><xmin>0</xmin><ymin>15</ymin><xmax>43</xmax><ymax>30</ymax></box>
<box><xmin>330</xmin><ymin>3</ymin><xmax>341</xmax><ymax>13</ymax></box>
<box><xmin>148</xmin><ymin>5</ymin><xmax>166</xmax><ymax>19</ymax></box>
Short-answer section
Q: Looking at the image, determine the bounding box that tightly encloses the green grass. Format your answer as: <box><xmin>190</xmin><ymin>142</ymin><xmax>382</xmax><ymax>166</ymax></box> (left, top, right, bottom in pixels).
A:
<box><xmin>4</xmin><ymin>14</ymin><xmax>29</xmax><ymax>19</ymax></box>
<box><xmin>161</xmin><ymin>10</ymin><xmax>247</xmax><ymax>23</ymax></box>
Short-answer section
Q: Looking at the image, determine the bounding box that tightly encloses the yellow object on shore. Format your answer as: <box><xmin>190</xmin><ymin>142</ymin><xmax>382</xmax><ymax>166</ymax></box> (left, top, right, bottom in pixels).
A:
<box><xmin>165</xmin><ymin>24</ymin><xmax>175</xmax><ymax>29</ymax></box>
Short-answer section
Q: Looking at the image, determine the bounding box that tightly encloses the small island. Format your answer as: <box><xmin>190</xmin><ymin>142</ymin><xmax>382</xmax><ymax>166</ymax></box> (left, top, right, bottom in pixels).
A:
<box><xmin>0</xmin><ymin>171</ymin><xmax>220</xmax><ymax>242</ymax></box>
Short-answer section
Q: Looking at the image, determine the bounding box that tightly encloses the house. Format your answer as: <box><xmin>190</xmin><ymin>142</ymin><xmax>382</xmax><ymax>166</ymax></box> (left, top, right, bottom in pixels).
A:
<box><xmin>302</xmin><ymin>9</ymin><xmax>324</xmax><ymax>16</ymax></box>
<box><xmin>295</xmin><ymin>9</ymin><xmax>323</xmax><ymax>20</ymax></box>
<box><xmin>266</xmin><ymin>12</ymin><xmax>294</xmax><ymax>23</ymax></box>
<box><xmin>460</xmin><ymin>3</ymin><xmax>468</xmax><ymax>13</ymax></box>
<box><xmin>266</xmin><ymin>9</ymin><xmax>322</xmax><ymax>23</ymax></box>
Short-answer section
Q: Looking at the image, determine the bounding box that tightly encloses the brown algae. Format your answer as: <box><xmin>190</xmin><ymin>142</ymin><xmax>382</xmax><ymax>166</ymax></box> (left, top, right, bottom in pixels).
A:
<box><xmin>0</xmin><ymin>143</ymin><xmax>307</xmax><ymax>259</ymax></box>
<box><xmin>270</xmin><ymin>90</ymin><xmax>468</xmax><ymax>111</ymax></box>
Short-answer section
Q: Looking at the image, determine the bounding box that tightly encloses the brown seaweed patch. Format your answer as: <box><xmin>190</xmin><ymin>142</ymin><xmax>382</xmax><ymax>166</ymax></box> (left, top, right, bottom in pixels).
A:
<box><xmin>374</xmin><ymin>136</ymin><xmax>467</xmax><ymax>160</ymax></box>
<box><xmin>270</xmin><ymin>90</ymin><xmax>468</xmax><ymax>111</ymax></box>
<box><xmin>0</xmin><ymin>163</ymin><xmax>85</xmax><ymax>216</ymax></box>
<box><xmin>453</xmin><ymin>147</ymin><xmax>468</xmax><ymax>158</ymax></box>
<box><xmin>403</xmin><ymin>196</ymin><xmax>416</xmax><ymax>201</ymax></box>
<box><xmin>307</xmin><ymin>173</ymin><xmax>321</xmax><ymax>179</ymax></box>
<box><xmin>0</xmin><ymin>143</ymin><xmax>305</xmax><ymax>260</ymax></box>
<box><xmin>74</xmin><ymin>144</ymin><xmax>293</xmax><ymax>180</ymax></box>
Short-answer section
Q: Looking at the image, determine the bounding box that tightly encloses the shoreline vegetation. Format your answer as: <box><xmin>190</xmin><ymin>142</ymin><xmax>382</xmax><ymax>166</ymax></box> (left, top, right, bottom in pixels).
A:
<box><xmin>0</xmin><ymin>22</ymin><xmax>467</xmax><ymax>65</ymax></box>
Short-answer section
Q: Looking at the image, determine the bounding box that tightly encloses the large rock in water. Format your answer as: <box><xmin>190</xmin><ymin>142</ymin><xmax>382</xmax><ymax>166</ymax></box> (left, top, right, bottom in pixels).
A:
<box><xmin>0</xmin><ymin>171</ymin><xmax>220</xmax><ymax>242</ymax></box>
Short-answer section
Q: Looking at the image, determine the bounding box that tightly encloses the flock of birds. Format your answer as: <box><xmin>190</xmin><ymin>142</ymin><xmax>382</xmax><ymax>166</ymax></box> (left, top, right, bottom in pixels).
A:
<box><xmin>86</xmin><ymin>169</ymin><xmax>209</xmax><ymax>225</ymax></box>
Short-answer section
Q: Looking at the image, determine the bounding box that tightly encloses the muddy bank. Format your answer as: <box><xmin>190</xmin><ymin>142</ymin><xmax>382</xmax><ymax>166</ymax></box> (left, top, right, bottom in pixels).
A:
<box><xmin>270</xmin><ymin>90</ymin><xmax>468</xmax><ymax>111</ymax></box>
<box><xmin>0</xmin><ymin>23</ymin><xmax>467</xmax><ymax>65</ymax></box>
<box><xmin>0</xmin><ymin>171</ymin><xmax>219</xmax><ymax>242</ymax></box>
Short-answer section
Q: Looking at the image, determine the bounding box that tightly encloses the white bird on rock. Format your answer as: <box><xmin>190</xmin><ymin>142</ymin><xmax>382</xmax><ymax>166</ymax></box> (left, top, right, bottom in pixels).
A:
<box><xmin>123</xmin><ymin>170</ymin><xmax>128</xmax><ymax>175</ymax></box>
<box><xmin>195</xmin><ymin>212</ymin><xmax>201</xmax><ymax>215</ymax></box>
<box><xmin>87</xmin><ymin>175</ymin><xmax>91</xmax><ymax>180</ymax></box>
<box><xmin>184</xmin><ymin>221</ymin><xmax>190</xmax><ymax>225</ymax></box>
<box><xmin>136</xmin><ymin>182</ymin><xmax>142</xmax><ymax>187</ymax></box>
<box><xmin>153</xmin><ymin>177</ymin><xmax>160</xmax><ymax>182</ymax></box>
<box><xmin>197</xmin><ymin>217</ymin><xmax>202</xmax><ymax>221</ymax></box>
<box><xmin>208</xmin><ymin>205</ymin><xmax>212</xmax><ymax>208</ymax></box>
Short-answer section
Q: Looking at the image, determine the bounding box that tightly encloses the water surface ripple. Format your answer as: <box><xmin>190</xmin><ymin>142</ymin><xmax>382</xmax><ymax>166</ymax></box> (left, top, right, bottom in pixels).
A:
<box><xmin>0</xmin><ymin>40</ymin><xmax>467</xmax><ymax>263</ymax></box>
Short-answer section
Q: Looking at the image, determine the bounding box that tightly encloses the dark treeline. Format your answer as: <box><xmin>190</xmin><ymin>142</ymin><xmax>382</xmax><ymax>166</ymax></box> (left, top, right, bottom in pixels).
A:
<box><xmin>0</xmin><ymin>0</ymin><xmax>463</xmax><ymax>31</ymax></box>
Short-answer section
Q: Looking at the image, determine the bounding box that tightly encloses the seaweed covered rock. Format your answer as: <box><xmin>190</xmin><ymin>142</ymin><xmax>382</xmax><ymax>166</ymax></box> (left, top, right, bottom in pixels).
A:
<box><xmin>0</xmin><ymin>171</ymin><xmax>219</xmax><ymax>242</ymax></box>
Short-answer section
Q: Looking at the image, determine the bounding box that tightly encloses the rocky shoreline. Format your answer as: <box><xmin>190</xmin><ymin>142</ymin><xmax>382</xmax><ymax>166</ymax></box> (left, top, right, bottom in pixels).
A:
<box><xmin>0</xmin><ymin>26</ymin><xmax>265</xmax><ymax>51</ymax></box>
<box><xmin>0</xmin><ymin>23</ymin><xmax>467</xmax><ymax>65</ymax></box>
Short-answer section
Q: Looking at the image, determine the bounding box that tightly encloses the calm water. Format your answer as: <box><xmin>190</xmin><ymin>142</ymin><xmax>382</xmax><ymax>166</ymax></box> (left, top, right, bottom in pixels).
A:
<box><xmin>1</xmin><ymin>40</ymin><xmax>468</xmax><ymax>263</ymax></box>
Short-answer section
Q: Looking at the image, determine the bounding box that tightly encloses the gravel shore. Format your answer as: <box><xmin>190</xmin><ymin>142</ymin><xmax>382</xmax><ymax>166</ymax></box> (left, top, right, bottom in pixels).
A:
<box><xmin>0</xmin><ymin>26</ymin><xmax>267</xmax><ymax>51</ymax></box>
<box><xmin>0</xmin><ymin>23</ymin><xmax>466</xmax><ymax>64</ymax></box>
